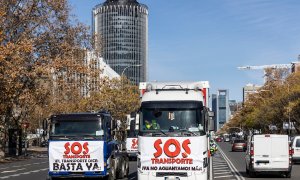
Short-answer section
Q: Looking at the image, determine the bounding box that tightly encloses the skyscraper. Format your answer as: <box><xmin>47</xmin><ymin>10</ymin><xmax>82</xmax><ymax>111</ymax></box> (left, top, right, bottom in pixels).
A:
<box><xmin>212</xmin><ymin>90</ymin><xmax>230</xmax><ymax>131</ymax></box>
<box><xmin>92</xmin><ymin>0</ymin><xmax>148</xmax><ymax>85</ymax></box>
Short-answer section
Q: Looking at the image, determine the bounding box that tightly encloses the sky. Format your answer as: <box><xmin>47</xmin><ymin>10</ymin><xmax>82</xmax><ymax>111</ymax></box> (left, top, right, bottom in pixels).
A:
<box><xmin>69</xmin><ymin>0</ymin><xmax>300</xmax><ymax>101</ymax></box>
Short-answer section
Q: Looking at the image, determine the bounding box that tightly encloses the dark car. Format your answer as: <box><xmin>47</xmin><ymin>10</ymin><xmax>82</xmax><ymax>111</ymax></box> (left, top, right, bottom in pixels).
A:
<box><xmin>232</xmin><ymin>139</ymin><xmax>247</xmax><ymax>152</ymax></box>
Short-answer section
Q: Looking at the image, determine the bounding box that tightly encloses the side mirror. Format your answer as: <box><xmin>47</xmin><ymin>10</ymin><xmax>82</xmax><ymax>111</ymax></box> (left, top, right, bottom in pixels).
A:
<box><xmin>208</xmin><ymin>111</ymin><xmax>215</xmax><ymax>117</ymax></box>
<box><xmin>42</xmin><ymin>130</ymin><xmax>47</xmax><ymax>137</ymax></box>
<box><xmin>129</xmin><ymin>119</ymin><xmax>136</xmax><ymax>136</ymax></box>
<box><xmin>208</xmin><ymin>117</ymin><xmax>214</xmax><ymax>131</ymax></box>
<box><xmin>42</xmin><ymin>119</ymin><xmax>48</xmax><ymax>130</ymax></box>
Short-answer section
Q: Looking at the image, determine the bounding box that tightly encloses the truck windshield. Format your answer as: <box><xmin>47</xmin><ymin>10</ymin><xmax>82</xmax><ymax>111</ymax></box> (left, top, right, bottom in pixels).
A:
<box><xmin>140</xmin><ymin>101</ymin><xmax>204</xmax><ymax>134</ymax></box>
<box><xmin>51</xmin><ymin>120</ymin><xmax>103</xmax><ymax>136</ymax></box>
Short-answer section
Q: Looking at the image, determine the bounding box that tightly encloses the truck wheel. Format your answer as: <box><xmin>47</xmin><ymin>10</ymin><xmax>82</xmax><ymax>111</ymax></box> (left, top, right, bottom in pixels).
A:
<box><xmin>124</xmin><ymin>156</ymin><xmax>129</xmax><ymax>177</ymax></box>
<box><xmin>249</xmin><ymin>170</ymin><xmax>256</xmax><ymax>178</ymax></box>
<box><xmin>117</xmin><ymin>157</ymin><xmax>126</xmax><ymax>179</ymax></box>
<box><xmin>285</xmin><ymin>171</ymin><xmax>291</xmax><ymax>178</ymax></box>
<box><xmin>108</xmin><ymin>158</ymin><xmax>117</xmax><ymax>180</ymax></box>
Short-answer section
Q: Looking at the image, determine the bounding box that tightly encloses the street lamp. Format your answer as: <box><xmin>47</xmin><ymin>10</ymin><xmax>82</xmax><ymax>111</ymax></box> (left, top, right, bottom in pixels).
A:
<box><xmin>121</xmin><ymin>64</ymin><xmax>142</xmax><ymax>77</ymax></box>
<box><xmin>287</xmin><ymin>83</ymin><xmax>291</xmax><ymax>136</ymax></box>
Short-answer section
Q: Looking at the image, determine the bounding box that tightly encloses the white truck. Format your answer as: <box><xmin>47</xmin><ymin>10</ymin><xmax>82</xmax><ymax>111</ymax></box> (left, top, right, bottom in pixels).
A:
<box><xmin>135</xmin><ymin>81</ymin><xmax>213</xmax><ymax>180</ymax></box>
<box><xmin>126</xmin><ymin>113</ymin><xmax>139</xmax><ymax>159</ymax></box>
<box><xmin>245</xmin><ymin>134</ymin><xmax>293</xmax><ymax>178</ymax></box>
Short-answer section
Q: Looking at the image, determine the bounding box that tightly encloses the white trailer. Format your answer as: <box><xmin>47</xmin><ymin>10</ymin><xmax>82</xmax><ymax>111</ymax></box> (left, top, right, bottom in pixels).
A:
<box><xmin>136</xmin><ymin>81</ymin><xmax>213</xmax><ymax>180</ymax></box>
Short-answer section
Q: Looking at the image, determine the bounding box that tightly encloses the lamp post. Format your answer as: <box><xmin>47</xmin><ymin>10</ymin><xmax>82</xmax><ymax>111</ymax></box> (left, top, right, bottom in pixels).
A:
<box><xmin>287</xmin><ymin>83</ymin><xmax>291</xmax><ymax>136</ymax></box>
<box><xmin>121</xmin><ymin>64</ymin><xmax>142</xmax><ymax>77</ymax></box>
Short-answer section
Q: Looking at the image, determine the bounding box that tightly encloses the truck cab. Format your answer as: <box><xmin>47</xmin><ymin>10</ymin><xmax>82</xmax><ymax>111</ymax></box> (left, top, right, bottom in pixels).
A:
<box><xmin>137</xmin><ymin>82</ymin><xmax>212</xmax><ymax>180</ymax></box>
<box><xmin>47</xmin><ymin>112</ymin><xmax>128</xmax><ymax>179</ymax></box>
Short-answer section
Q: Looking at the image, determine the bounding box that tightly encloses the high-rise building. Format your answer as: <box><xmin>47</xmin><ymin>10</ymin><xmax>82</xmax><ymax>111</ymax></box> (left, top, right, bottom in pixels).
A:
<box><xmin>243</xmin><ymin>83</ymin><xmax>262</xmax><ymax>102</ymax></box>
<box><xmin>211</xmin><ymin>94</ymin><xmax>217</xmax><ymax>131</ymax></box>
<box><xmin>229</xmin><ymin>100</ymin><xmax>242</xmax><ymax>117</ymax></box>
<box><xmin>212</xmin><ymin>90</ymin><xmax>230</xmax><ymax>131</ymax></box>
<box><xmin>92</xmin><ymin>0</ymin><xmax>148</xmax><ymax>85</ymax></box>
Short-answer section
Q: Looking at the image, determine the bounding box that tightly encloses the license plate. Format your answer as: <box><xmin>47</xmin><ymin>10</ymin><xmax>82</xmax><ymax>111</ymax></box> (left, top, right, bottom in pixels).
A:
<box><xmin>165</xmin><ymin>177</ymin><xmax>180</xmax><ymax>180</ymax></box>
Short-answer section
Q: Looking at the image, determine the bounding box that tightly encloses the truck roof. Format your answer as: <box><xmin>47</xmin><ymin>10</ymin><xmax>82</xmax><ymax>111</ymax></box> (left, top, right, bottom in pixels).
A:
<box><xmin>139</xmin><ymin>81</ymin><xmax>209</xmax><ymax>90</ymax></box>
<box><xmin>141</xmin><ymin>90</ymin><xmax>204</xmax><ymax>102</ymax></box>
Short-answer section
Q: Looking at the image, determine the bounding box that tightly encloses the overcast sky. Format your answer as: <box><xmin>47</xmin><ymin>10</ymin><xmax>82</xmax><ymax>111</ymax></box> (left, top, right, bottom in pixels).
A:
<box><xmin>69</xmin><ymin>0</ymin><xmax>300</xmax><ymax>101</ymax></box>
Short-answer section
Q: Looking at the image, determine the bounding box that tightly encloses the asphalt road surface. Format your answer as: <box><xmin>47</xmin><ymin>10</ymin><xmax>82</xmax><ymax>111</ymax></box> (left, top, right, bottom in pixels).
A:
<box><xmin>0</xmin><ymin>157</ymin><xmax>137</xmax><ymax>180</ymax></box>
<box><xmin>215</xmin><ymin>142</ymin><xmax>300</xmax><ymax>180</ymax></box>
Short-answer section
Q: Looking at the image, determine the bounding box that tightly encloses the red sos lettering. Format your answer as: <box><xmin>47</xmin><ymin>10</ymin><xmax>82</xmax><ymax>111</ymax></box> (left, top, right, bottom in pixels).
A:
<box><xmin>132</xmin><ymin>139</ymin><xmax>138</xmax><ymax>148</ymax></box>
<box><xmin>153</xmin><ymin>139</ymin><xmax>191</xmax><ymax>158</ymax></box>
<box><xmin>64</xmin><ymin>142</ymin><xmax>89</xmax><ymax>155</ymax></box>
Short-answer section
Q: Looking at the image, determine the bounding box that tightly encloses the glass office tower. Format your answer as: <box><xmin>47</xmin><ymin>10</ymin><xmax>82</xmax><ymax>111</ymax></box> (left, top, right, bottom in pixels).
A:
<box><xmin>92</xmin><ymin>0</ymin><xmax>148</xmax><ymax>85</ymax></box>
<box><xmin>212</xmin><ymin>90</ymin><xmax>230</xmax><ymax>131</ymax></box>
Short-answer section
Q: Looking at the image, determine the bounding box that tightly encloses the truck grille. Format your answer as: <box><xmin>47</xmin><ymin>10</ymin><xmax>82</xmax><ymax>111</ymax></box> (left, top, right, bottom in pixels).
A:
<box><xmin>156</xmin><ymin>172</ymin><xmax>188</xmax><ymax>177</ymax></box>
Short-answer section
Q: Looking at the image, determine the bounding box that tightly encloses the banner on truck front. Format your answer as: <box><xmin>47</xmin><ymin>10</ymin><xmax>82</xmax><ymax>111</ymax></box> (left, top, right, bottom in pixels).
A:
<box><xmin>49</xmin><ymin>141</ymin><xmax>104</xmax><ymax>172</ymax></box>
<box><xmin>139</xmin><ymin>136</ymin><xmax>207</xmax><ymax>172</ymax></box>
<box><xmin>126</xmin><ymin>138</ymin><xmax>138</xmax><ymax>152</ymax></box>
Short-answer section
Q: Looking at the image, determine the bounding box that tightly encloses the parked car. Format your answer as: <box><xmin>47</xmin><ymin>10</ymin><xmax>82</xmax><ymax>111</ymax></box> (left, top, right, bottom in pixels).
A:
<box><xmin>291</xmin><ymin>136</ymin><xmax>300</xmax><ymax>163</ymax></box>
<box><xmin>245</xmin><ymin>134</ymin><xmax>292</xmax><ymax>178</ymax></box>
<box><xmin>215</xmin><ymin>137</ymin><xmax>222</xmax><ymax>142</ymax></box>
<box><xmin>232</xmin><ymin>139</ymin><xmax>247</xmax><ymax>152</ymax></box>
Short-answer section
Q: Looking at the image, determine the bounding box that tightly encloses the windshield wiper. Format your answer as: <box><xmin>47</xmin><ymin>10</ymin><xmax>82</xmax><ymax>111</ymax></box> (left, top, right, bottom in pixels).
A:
<box><xmin>152</xmin><ymin>129</ymin><xmax>167</xmax><ymax>136</ymax></box>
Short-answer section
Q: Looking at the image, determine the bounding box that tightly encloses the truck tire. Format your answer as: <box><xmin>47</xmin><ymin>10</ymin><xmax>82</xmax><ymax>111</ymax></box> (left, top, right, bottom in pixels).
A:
<box><xmin>125</xmin><ymin>156</ymin><xmax>129</xmax><ymax>177</ymax></box>
<box><xmin>249</xmin><ymin>170</ymin><xmax>256</xmax><ymax>178</ymax></box>
<box><xmin>108</xmin><ymin>158</ymin><xmax>117</xmax><ymax>180</ymax></box>
<box><xmin>116</xmin><ymin>157</ymin><xmax>126</xmax><ymax>179</ymax></box>
<box><xmin>246</xmin><ymin>167</ymin><xmax>249</xmax><ymax>175</ymax></box>
<box><xmin>285</xmin><ymin>171</ymin><xmax>291</xmax><ymax>178</ymax></box>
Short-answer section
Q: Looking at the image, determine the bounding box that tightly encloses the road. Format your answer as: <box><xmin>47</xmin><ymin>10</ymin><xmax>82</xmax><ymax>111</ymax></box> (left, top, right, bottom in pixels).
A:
<box><xmin>214</xmin><ymin>142</ymin><xmax>300</xmax><ymax>180</ymax></box>
<box><xmin>0</xmin><ymin>157</ymin><xmax>137</xmax><ymax>180</ymax></box>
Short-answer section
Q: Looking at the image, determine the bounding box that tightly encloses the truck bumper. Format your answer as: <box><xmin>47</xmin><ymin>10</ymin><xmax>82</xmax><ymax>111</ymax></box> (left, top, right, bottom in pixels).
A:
<box><xmin>252</xmin><ymin>166</ymin><xmax>292</xmax><ymax>173</ymax></box>
<box><xmin>49</xmin><ymin>171</ymin><xmax>106</xmax><ymax>178</ymax></box>
<box><xmin>127</xmin><ymin>152</ymin><xmax>138</xmax><ymax>158</ymax></box>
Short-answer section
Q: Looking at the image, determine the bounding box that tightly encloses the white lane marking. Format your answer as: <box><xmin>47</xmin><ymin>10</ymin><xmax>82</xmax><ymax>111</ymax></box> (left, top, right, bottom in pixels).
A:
<box><xmin>0</xmin><ymin>168</ymin><xmax>26</xmax><ymax>174</ymax></box>
<box><xmin>213</xmin><ymin>167</ymin><xmax>230</xmax><ymax>170</ymax></box>
<box><xmin>0</xmin><ymin>168</ymin><xmax>48</xmax><ymax>179</ymax></box>
<box><xmin>0</xmin><ymin>162</ymin><xmax>47</xmax><ymax>170</ymax></box>
<box><xmin>218</xmin><ymin>146</ymin><xmax>245</xmax><ymax>180</ymax></box>
<box><xmin>213</xmin><ymin>163</ymin><xmax>228</xmax><ymax>166</ymax></box>
<box><xmin>214</xmin><ymin>169</ymin><xmax>231</xmax><ymax>173</ymax></box>
<box><xmin>215</xmin><ymin>171</ymin><xmax>232</xmax><ymax>175</ymax></box>
<box><xmin>213</xmin><ymin>165</ymin><xmax>228</xmax><ymax>168</ymax></box>
<box><xmin>214</xmin><ymin>175</ymin><xmax>234</xmax><ymax>178</ymax></box>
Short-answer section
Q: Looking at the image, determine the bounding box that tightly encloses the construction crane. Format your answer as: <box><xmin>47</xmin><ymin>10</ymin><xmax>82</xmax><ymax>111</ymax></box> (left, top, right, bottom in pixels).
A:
<box><xmin>237</xmin><ymin>63</ymin><xmax>293</xmax><ymax>83</ymax></box>
<box><xmin>237</xmin><ymin>63</ymin><xmax>292</xmax><ymax>70</ymax></box>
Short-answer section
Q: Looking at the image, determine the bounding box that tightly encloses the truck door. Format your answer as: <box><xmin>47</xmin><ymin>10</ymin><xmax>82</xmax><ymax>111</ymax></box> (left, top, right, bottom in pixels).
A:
<box><xmin>253</xmin><ymin>135</ymin><xmax>272</xmax><ymax>169</ymax></box>
<box><xmin>270</xmin><ymin>136</ymin><xmax>289</xmax><ymax>169</ymax></box>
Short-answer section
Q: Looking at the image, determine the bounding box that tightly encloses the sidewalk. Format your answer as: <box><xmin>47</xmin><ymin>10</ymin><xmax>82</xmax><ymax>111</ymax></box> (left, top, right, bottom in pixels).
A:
<box><xmin>0</xmin><ymin>146</ymin><xmax>48</xmax><ymax>163</ymax></box>
<box><xmin>27</xmin><ymin>146</ymin><xmax>48</xmax><ymax>157</ymax></box>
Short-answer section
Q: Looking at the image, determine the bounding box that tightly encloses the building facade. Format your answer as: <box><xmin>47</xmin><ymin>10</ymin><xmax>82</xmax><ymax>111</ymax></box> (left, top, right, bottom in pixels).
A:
<box><xmin>92</xmin><ymin>0</ymin><xmax>148</xmax><ymax>85</ymax></box>
<box><xmin>243</xmin><ymin>83</ymin><xmax>262</xmax><ymax>102</ymax></box>
<box><xmin>212</xmin><ymin>90</ymin><xmax>230</xmax><ymax>131</ymax></box>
